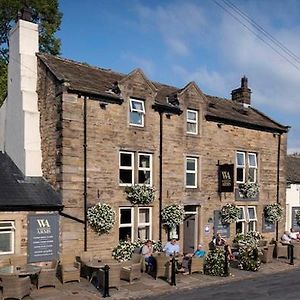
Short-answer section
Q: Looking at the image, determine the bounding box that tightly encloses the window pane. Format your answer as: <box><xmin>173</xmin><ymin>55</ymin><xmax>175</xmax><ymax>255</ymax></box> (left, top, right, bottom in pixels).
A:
<box><xmin>119</xmin><ymin>170</ymin><xmax>132</xmax><ymax>184</ymax></box>
<box><xmin>132</xmin><ymin>101</ymin><xmax>143</xmax><ymax>111</ymax></box>
<box><xmin>186</xmin><ymin>173</ymin><xmax>195</xmax><ymax>186</ymax></box>
<box><xmin>120</xmin><ymin>153</ymin><xmax>132</xmax><ymax>167</ymax></box>
<box><xmin>186</xmin><ymin>159</ymin><xmax>196</xmax><ymax>171</ymax></box>
<box><xmin>187</xmin><ymin>122</ymin><xmax>196</xmax><ymax>133</ymax></box>
<box><xmin>138</xmin><ymin>226</ymin><xmax>150</xmax><ymax>240</ymax></box>
<box><xmin>130</xmin><ymin>111</ymin><xmax>142</xmax><ymax>125</ymax></box>
<box><xmin>139</xmin><ymin>209</ymin><xmax>150</xmax><ymax>223</ymax></box>
<box><xmin>248</xmin><ymin>154</ymin><xmax>257</xmax><ymax>167</ymax></box>
<box><xmin>236</xmin><ymin>222</ymin><xmax>243</xmax><ymax>234</ymax></box>
<box><xmin>237</xmin><ymin>168</ymin><xmax>244</xmax><ymax>182</ymax></box>
<box><xmin>139</xmin><ymin>155</ymin><xmax>150</xmax><ymax>168</ymax></box>
<box><xmin>237</xmin><ymin>153</ymin><xmax>245</xmax><ymax>166</ymax></box>
<box><xmin>119</xmin><ymin>227</ymin><xmax>132</xmax><ymax>242</ymax></box>
<box><xmin>120</xmin><ymin>209</ymin><xmax>132</xmax><ymax>224</ymax></box>
<box><xmin>248</xmin><ymin>208</ymin><xmax>256</xmax><ymax>220</ymax></box>
<box><xmin>0</xmin><ymin>222</ymin><xmax>13</xmax><ymax>228</ymax></box>
<box><xmin>0</xmin><ymin>233</ymin><xmax>12</xmax><ymax>252</ymax></box>
<box><xmin>138</xmin><ymin>170</ymin><xmax>150</xmax><ymax>184</ymax></box>
<box><xmin>248</xmin><ymin>168</ymin><xmax>256</xmax><ymax>182</ymax></box>
<box><xmin>187</xmin><ymin>111</ymin><xmax>196</xmax><ymax>121</ymax></box>
<box><xmin>237</xmin><ymin>208</ymin><xmax>244</xmax><ymax>220</ymax></box>
<box><xmin>248</xmin><ymin>221</ymin><xmax>256</xmax><ymax>232</ymax></box>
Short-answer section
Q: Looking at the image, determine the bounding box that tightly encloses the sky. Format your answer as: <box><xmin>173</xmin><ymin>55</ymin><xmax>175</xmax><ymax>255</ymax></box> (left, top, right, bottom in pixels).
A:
<box><xmin>58</xmin><ymin>0</ymin><xmax>300</xmax><ymax>153</ymax></box>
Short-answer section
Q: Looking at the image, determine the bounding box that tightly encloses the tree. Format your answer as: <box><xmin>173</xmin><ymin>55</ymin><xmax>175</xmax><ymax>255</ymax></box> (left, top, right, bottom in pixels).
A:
<box><xmin>0</xmin><ymin>0</ymin><xmax>62</xmax><ymax>105</ymax></box>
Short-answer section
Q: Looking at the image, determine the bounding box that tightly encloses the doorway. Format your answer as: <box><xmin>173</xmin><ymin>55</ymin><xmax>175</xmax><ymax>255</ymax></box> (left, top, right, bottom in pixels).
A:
<box><xmin>183</xmin><ymin>206</ymin><xmax>198</xmax><ymax>254</ymax></box>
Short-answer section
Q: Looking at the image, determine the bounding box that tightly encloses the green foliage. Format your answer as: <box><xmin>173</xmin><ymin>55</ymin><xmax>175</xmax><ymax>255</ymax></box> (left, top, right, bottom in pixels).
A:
<box><xmin>0</xmin><ymin>0</ymin><xmax>62</xmax><ymax>104</ymax></box>
<box><xmin>239</xmin><ymin>182</ymin><xmax>259</xmax><ymax>198</ymax></box>
<box><xmin>204</xmin><ymin>248</ymin><xmax>227</xmax><ymax>276</ymax></box>
<box><xmin>161</xmin><ymin>204</ymin><xmax>185</xmax><ymax>228</ymax></box>
<box><xmin>125</xmin><ymin>184</ymin><xmax>155</xmax><ymax>205</ymax></box>
<box><xmin>264</xmin><ymin>203</ymin><xmax>283</xmax><ymax>224</ymax></box>
<box><xmin>220</xmin><ymin>203</ymin><xmax>240</xmax><ymax>224</ymax></box>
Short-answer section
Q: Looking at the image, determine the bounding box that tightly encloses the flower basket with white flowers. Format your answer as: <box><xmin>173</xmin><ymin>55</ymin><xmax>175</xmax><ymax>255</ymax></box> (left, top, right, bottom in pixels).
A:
<box><xmin>87</xmin><ymin>203</ymin><xmax>115</xmax><ymax>234</ymax></box>
<box><xmin>220</xmin><ymin>203</ymin><xmax>240</xmax><ymax>225</ymax></box>
<box><xmin>264</xmin><ymin>203</ymin><xmax>283</xmax><ymax>224</ymax></box>
<box><xmin>125</xmin><ymin>184</ymin><xmax>155</xmax><ymax>205</ymax></box>
<box><xmin>239</xmin><ymin>182</ymin><xmax>259</xmax><ymax>198</ymax></box>
<box><xmin>161</xmin><ymin>204</ymin><xmax>185</xmax><ymax>228</ymax></box>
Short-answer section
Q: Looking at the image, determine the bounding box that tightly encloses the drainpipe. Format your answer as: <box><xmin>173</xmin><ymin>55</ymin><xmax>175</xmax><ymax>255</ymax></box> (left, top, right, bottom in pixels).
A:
<box><xmin>83</xmin><ymin>96</ymin><xmax>88</xmax><ymax>251</ymax></box>
<box><xmin>276</xmin><ymin>133</ymin><xmax>282</xmax><ymax>241</ymax></box>
<box><xmin>159</xmin><ymin>112</ymin><xmax>163</xmax><ymax>241</ymax></box>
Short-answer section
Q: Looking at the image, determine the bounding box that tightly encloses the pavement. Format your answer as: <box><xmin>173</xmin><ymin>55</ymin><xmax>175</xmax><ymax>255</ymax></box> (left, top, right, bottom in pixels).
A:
<box><xmin>20</xmin><ymin>258</ymin><xmax>300</xmax><ymax>300</ymax></box>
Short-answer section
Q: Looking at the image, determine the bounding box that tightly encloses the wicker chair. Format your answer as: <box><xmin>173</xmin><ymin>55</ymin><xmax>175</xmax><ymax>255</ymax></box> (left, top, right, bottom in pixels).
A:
<box><xmin>260</xmin><ymin>244</ymin><xmax>275</xmax><ymax>263</ymax></box>
<box><xmin>1</xmin><ymin>275</ymin><xmax>31</xmax><ymax>300</ymax></box>
<box><xmin>154</xmin><ymin>254</ymin><xmax>170</xmax><ymax>280</ymax></box>
<box><xmin>190</xmin><ymin>256</ymin><xmax>204</xmax><ymax>274</ymax></box>
<box><xmin>276</xmin><ymin>242</ymin><xmax>289</xmax><ymax>258</ymax></box>
<box><xmin>36</xmin><ymin>259</ymin><xmax>59</xmax><ymax>289</ymax></box>
<box><xmin>97</xmin><ymin>263</ymin><xmax>121</xmax><ymax>291</ymax></box>
<box><xmin>60</xmin><ymin>255</ymin><xmax>81</xmax><ymax>284</ymax></box>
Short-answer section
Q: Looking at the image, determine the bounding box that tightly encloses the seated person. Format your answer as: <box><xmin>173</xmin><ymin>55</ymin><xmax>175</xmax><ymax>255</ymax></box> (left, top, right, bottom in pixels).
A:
<box><xmin>288</xmin><ymin>228</ymin><xmax>300</xmax><ymax>241</ymax></box>
<box><xmin>215</xmin><ymin>233</ymin><xmax>234</xmax><ymax>260</ymax></box>
<box><xmin>141</xmin><ymin>240</ymin><xmax>155</xmax><ymax>272</ymax></box>
<box><xmin>194</xmin><ymin>244</ymin><xmax>206</xmax><ymax>258</ymax></box>
<box><xmin>181</xmin><ymin>244</ymin><xmax>206</xmax><ymax>275</ymax></box>
<box><xmin>281</xmin><ymin>231</ymin><xmax>292</xmax><ymax>244</ymax></box>
<box><xmin>163</xmin><ymin>238</ymin><xmax>180</xmax><ymax>257</ymax></box>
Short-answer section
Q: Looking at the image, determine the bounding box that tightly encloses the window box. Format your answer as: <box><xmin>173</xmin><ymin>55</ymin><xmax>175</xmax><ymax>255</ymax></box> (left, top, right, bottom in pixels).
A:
<box><xmin>235</xmin><ymin>187</ymin><xmax>259</xmax><ymax>201</ymax></box>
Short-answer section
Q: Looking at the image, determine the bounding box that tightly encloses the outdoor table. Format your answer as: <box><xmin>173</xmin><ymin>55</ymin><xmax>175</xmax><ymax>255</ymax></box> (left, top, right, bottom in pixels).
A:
<box><xmin>85</xmin><ymin>259</ymin><xmax>116</xmax><ymax>283</ymax></box>
<box><xmin>0</xmin><ymin>264</ymin><xmax>41</xmax><ymax>276</ymax></box>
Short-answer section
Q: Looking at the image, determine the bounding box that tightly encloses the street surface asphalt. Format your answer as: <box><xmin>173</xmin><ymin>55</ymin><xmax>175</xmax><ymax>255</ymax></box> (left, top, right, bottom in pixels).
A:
<box><xmin>146</xmin><ymin>268</ymin><xmax>300</xmax><ymax>300</ymax></box>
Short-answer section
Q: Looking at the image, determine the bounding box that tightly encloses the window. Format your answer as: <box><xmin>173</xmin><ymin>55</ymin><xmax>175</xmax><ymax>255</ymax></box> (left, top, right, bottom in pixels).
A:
<box><xmin>187</xmin><ymin>109</ymin><xmax>198</xmax><ymax>134</ymax></box>
<box><xmin>236</xmin><ymin>151</ymin><xmax>258</xmax><ymax>183</ymax></box>
<box><xmin>129</xmin><ymin>99</ymin><xmax>145</xmax><ymax>127</ymax></box>
<box><xmin>235</xmin><ymin>206</ymin><xmax>257</xmax><ymax>234</ymax></box>
<box><xmin>119</xmin><ymin>208</ymin><xmax>134</xmax><ymax>242</ymax></box>
<box><xmin>138</xmin><ymin>153</ymin><xmax>152</xmax><ymax>186</ymax></box>
<box><xmin>119</xmin><ymin>152</ymin><xmax>134</xmax><ymax>186</ymax></box>
<box><xmin>138</xmin><ymin>208</ymin><xmax>152</xmax><ymax>240</ymax></box>
<box><xmin>0</xmin><ymin>221</ymin><xmax>15</xmax><ymax>254</ymax></box>
<box><xmin>119</xmin><ymin>207</ymin><xmax>152</xmax><ymax>241</ymax></box>
<box><xmin>186</xmin><ymin>157</ymin><xmax>198</xmax><ymax>188</ymax></box>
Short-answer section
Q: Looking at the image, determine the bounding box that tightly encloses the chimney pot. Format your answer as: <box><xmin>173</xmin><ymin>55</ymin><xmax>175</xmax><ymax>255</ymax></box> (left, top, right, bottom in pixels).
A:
<box><xmin>231</xmin><ymin>76</ymin><xmax>251</xmax><ymax>105</ymax></box>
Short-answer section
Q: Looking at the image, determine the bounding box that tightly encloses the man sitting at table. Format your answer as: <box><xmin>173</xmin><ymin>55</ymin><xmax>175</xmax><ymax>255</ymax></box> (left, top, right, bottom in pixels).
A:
<box><xmin>163</xmin><ymin>238</ymin><xmax>180</xmax><ymax>257</ymax></box>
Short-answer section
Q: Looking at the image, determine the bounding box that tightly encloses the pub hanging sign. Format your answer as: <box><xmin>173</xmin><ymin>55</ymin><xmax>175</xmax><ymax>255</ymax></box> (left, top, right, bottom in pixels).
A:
<box><xmin>218</xmin><ymin>164</ymin><xmax>234</xmax><ymax>192</ymax></box>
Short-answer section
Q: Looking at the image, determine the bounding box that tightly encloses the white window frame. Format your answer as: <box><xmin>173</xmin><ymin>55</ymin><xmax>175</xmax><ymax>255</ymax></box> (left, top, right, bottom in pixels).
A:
<box><xmin>236</xmin><ymin>207</ymin><xmax>246</xmax><ymax>234</ymax></box>
<box><xmin>119</xmin><ymin>151</ymin><xmax>134</xmax><ymax>186</ymax></box>
<box><xmin>247</xmin><ymin>206</ymin><xmax>257</xmax><ymax>232</ymax></box>
<box><xmin>236</xmin><ymin>151</ymin><xmax>246</xmax><ymax>183</ymax></box>
<box><xmin>138</xmin><ymin>207</ymin><xmax>152</xmax><ymax>240</ymax></box>
<box><xmin>248</xmin><ymin>153</ymin><xmax>257</xmax><ymax>183</ymax></box>
<box><xmin>235</xmin><ymin>206</ymin><xmax>257</xmax><ymax>234</ymax></box>
<box><xmin>119</xmin><ymin>207</ymin><xmax>134</xmax><ymax>242</ymax></box>
<box><xmin>0</xmin><ymin>221</ymin><xmax>15</xmax><ymax>255</ymax></box>
<box><xmin>129</xmin><ymin>99</ymin><xmax>145</xmax><ymax>127</ymax></box>
<box><xmin>138</xmin><ymin>153</ymin><xmax>152</xmax><ymax>186</ymax></box>
<box><xmin>186</xmin><ymin>157</ymin><xmax>198</xmax><ymax>188</ymax></box>
<box><xmin>187</xmin><ymin>109</ymin><xmax>198</xmax><ymax>135</ymax></box>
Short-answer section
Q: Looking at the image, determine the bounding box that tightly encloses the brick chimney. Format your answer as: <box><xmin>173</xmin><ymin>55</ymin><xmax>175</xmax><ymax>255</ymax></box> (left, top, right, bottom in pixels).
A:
<box><xmin>231</xmin><ymin>76</ymin><xmax>251</xmax><ymax>105</ymax></box>
<box><xmin>3</xmin><ymin>8</ymin><xmax>42</xmax><ymax>177</ymax></box>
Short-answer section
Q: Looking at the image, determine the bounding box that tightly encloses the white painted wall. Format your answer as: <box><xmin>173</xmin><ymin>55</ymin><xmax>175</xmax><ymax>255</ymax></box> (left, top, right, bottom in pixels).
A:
<box><xmin>5</xmin><ymin>19</ymin><xmax>42</xmax><ymax>176</ymax></box>
<box><xmin>0</xmin><ymin>99</ymin><xmax>7</xmax><ymax>153</ymax></box>
<box><xmin>286</xmin><ymin>184</ymin><xmax>300</xmax><ymax>230</ymax></box>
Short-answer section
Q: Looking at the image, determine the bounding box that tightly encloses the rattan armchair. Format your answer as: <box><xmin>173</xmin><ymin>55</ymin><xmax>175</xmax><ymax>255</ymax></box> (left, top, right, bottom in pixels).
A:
<box><xmin>276</xmin><ymin>242</ymin><xmax>289</xmax><ymax>258</ymax></box>
<box><xmin>260</xmin><ymin>244</ymin><xmax>275</xmax><ymax>263</ymax></box>
<box><xmin>36</xmin><ymin>259</ymin><xmax>58</xmax><ymax>289</ymax></box>
<box><xmin>97</xmin><ymin>263</ymin><xmax>121</xmax><ymax>291</ymax></box>
<box><xmin>60</xmin><ymin>255</ymin><xmax>81</xmax><ymax>284</ymax></box>
<box><xmin>190</xmin><ymin>256</ymin><xmax>204</xmax><ymax>274</ymax></box>
<box><xmin>1</xmin><ymin>275</ymin><xmax>31</xmax><ymax>300</ymax></box>
<box><xmin>154</xmin><ymin>254</ymin><xmax>170</xmax><ymax>280</ymax></box>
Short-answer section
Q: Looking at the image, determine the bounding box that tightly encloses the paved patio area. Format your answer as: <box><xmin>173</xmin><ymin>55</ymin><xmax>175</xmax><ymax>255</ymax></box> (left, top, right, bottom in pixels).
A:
<box><xmin>17</xmin><ymin>258</ymin><xmax>300</xmax><ymax>300</ymax></box>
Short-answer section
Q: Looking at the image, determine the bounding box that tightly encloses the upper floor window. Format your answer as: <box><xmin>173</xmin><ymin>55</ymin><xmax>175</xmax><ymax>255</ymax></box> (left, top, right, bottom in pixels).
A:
<box><xmin>129</xmin><ymin>99</ymin><xmax>145</xmax><ymax>127</ymax></box>
<box><xmin>119</xmin><ymin>151</ymin><xmax>152</xmax><ymax>186</ymax></box>
<box><xmin>236</xmin><ymin>151</ymin><xmax>257</xmax><ymax>183</ymax></box>
<box><xmin>0</xmin><ymin>221</ymin><xmax>15</xmax><ymax>255</ymax></box>
<box><xmin>186</xmin><ymin>157</ymin><xmax>198</xmax><ymax>188</ymax></box>
<box><xmin>187</xmin><ymin>109</ymin><xmax>198</xmax><ymax>134</ymax></box>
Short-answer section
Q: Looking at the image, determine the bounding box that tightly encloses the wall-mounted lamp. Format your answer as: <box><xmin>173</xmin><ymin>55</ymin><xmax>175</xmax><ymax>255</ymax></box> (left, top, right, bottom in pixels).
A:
<box><xmin>99</xmin><ymin>102</ymin><xmax>108</xmax><ymax>109</ymax></box>
<box><xmin>217</xmin><ymin>123</ymin><xmax>223</xmax><ymax>128</ymax></box>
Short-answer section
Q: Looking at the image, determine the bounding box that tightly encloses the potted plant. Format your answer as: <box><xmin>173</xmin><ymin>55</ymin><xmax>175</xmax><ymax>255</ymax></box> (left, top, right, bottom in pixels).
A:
<box><xmin>264</xmin><ymin>203</ymin><xmax>283</xmax><ymax>224</ymax></box>
<box><xmin>220</xmin><ymin>203</ymin><xmax>240</xmax><ymax>224</ymax></box>
<box><xmin>125</xmin><ymin>184</ymin><xmax>155</xmax><ymax>205</ymax></box>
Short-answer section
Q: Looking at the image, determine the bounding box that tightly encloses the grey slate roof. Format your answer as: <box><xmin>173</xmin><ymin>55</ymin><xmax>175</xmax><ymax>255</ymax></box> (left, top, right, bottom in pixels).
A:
<box><xmin>287</xmin><ymin>155</ymin><xmax>300</xmax><ymax>184</ymax></box>
<box><xmin>38</xmin><ymin>54</ymin><xmax>289</xmax><ymax>133</ymax></box>
<box><xmin>0</xmin><ymin>152</ymin><xmax>62</xmax><ymax>211</ymax></box>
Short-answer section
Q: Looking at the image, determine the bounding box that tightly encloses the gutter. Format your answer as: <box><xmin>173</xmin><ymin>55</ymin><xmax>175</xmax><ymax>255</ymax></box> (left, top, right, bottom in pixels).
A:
<box><xmin>83</xmin><ymin>95</ymin><xmax>88</xmax><ymax>251</ymax></box>
<box><xmin>276</xmin><ymin>133</ymin><xmax>282</xmax><ymax>241</ymax></box>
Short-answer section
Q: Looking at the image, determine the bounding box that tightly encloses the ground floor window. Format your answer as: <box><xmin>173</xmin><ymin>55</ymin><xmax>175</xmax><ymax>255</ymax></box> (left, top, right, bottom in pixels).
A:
<box><xmin>119</xmin><ymin>207</ymin><xmax>152</xmax><ymax>242</ymax></box>
<box><xmin>235</xmin><ymin>206</ymin><xmax>257</xmax><ymax>234</ymax></box>
<box><xmin>0</xmin><ymin>221</ymin><xmax>15</xmax><ymax>254</ymax></box>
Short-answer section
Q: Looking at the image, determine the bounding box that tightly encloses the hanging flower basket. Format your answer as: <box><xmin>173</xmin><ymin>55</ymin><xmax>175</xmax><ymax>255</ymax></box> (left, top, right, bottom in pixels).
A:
<box><xmin>296</xmin><ymin>210</ymin><xmax>300</xmax><ymax>225</ymax></box>
<box><xmin>220</xmin><ymin>203</ymin><xmax>240</xmax><ymax>224</ymax></box>
<box><xmin>239</xmin><ymin>182</ymin><xmax>259</xmax><ymax>198</ymax></box>
<box><xmin>87</xmin><ymin>203</ymin><xmax>115</xmax><ymax>234</ymax></box>
<box><xmin>264</xmin><ymin>203</ymin><xmax>283</xmax><ymax>223</ymax></box>
<box><xmin>125</xmin><ymin>184</ymin><xmax>155</xmax><ymax>205</ymax></box>
<box><xmin>161</xmin><ymin>205</ymin><xmax>185</xmax><ymax>228</ymax></box>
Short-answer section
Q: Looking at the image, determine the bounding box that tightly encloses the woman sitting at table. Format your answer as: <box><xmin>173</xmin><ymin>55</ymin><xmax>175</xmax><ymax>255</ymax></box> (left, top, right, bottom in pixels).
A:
<box><xmin>141</xmin><ymin>240</ymin><xmax>156</xmax><ymax>273</ymax></box>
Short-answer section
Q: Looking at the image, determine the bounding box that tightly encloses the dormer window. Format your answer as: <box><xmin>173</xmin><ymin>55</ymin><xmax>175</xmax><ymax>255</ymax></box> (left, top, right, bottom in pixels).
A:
<box><xmin>129</xmin><ymin>99</ymin><xmax>145</xmax><ymax>127</ymax></box>
<box><xmin>187</xmin><ymin>109</ymin><xmax>198</xmax><ymax>134</ymax></box>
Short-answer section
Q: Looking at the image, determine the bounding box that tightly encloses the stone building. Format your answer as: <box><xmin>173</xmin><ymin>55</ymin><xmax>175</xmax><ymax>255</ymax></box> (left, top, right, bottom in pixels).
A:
<box><xmin>0</xmin><ymin>16</ymin><xmax>289</xmax><ymax>260</ymax></box>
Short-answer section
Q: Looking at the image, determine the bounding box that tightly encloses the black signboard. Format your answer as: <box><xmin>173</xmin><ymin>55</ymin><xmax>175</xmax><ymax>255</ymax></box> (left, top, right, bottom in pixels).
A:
<box><xmin>262</xmin><ymin>214</ymin><xmax>275</xmax><ymax>233</ymax></box>
<box><xmin>28</xmin><ymin>214</ymin><xmax>59</xmax><ymax>263</ymax></box>
<box><xmin>213</xmin><ymin>210</ymin><xmax>230</xmax><ymax>238</ymax></box>
<box><xmin>218</xmin><ymin>164</ymin><xmax>234</xmax><ymax>192</ymax></box>
<box><xmin>291</xmin><ymin>207</ymin><xmax>300</xmax><ymax>231</ymax></box>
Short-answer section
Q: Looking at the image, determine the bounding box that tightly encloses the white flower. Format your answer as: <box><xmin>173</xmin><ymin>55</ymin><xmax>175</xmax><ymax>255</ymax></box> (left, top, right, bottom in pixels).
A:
<box><xmin>220</xmin><ymin>203</ymin><xmax>240</xmax><ymax>224</ymax></box>
<box><xmin>264</xmin><ymin>203</ymin><xmax>283</xmax><ymax>223</ymax></box>
<box><xmin>161</xmin><ymin>205</ymin><xmax>185</xmax><ymax>227</ymax></box>
<box><xmin>125</xmin><ymin>185</ymin><xmax>155</xmax><ymax>205</ymax></box>
<box><xmin>239</xmin><ymin>182</ymin><xmax>259</xmax><ymax>198</ymax></box>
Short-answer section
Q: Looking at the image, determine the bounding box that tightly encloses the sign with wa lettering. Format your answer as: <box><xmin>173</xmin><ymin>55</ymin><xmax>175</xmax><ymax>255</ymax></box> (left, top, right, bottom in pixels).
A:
<box><xmin>218</xmin><ymin>164</ymin><xmax>234</xmax><ymax>193</ymax></box>
<box><xmin>28</xmin><ymin>214</ymin><xmax>59</xmax><ymax>263</ymax></box>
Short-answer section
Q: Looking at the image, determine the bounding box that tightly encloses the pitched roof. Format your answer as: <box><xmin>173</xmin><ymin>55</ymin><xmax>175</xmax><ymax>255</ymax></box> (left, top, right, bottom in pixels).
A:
<box><xmin>0</xmin><ymin>152</ymin><xmax>62</xmax><ymax>211</ymax></box>
<box><xmin>287</xmin><ymin>155</ymin><xmax>300</xmax><ymax>183</ymax></box>
<box><xmin>38</xmin><ymin>54</ymin><xmax>288</xmax><ymax>133</ymax></box>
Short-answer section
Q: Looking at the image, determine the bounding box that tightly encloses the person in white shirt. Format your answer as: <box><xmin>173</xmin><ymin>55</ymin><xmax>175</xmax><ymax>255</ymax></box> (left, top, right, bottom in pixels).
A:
<box><xmin>288</xmin><ymin>228</ymin><xmax>300</xmax><ymax>241</ymax></box>
<box><xmin>281</xmin><ymin>231</ymin><xmax>292</xmax><ymax>244</ymax></box>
